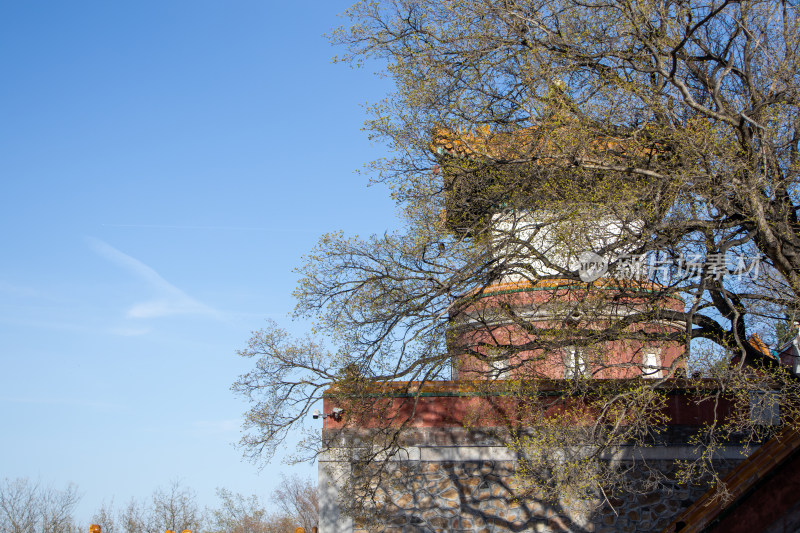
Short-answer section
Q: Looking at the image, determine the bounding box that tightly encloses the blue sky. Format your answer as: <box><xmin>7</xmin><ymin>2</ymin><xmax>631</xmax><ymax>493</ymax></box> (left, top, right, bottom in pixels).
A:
<box><xmin>0</xmin><ymin>1</ymin><xmax>398</xmax><ymax>523</ymax></box>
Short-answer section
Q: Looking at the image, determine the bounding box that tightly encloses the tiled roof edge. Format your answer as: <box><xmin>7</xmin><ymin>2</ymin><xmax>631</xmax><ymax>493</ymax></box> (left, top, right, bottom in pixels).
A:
<box><xmin>661</xmin><ymin>424</ymin><xmax>800</xmax><ymax>533</ymax></box>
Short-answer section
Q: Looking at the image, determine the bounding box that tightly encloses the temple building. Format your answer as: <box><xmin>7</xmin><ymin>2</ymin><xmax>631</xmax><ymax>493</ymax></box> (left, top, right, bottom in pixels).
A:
<box><xmin>317</xmin><ymin>129</ymin><xmax>800</xmax><ymax>533</ymax></box>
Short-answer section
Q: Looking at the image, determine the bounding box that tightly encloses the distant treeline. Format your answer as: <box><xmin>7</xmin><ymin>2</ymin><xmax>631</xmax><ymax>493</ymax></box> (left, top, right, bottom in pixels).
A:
<box><xmin>0</xmin><ymin>476</ymin><xmax>317</xmax><ymax>533</ymax></box>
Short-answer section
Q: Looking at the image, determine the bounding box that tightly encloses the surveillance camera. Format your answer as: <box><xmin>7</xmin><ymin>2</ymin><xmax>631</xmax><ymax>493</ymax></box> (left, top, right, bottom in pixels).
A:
<box><xmin>312</xmin><ymin>409</ymin><xmax>321</xmax><ymax>419</ymax></box>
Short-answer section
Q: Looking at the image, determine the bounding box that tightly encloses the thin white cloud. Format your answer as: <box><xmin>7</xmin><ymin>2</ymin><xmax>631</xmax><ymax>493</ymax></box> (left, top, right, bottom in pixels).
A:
<box><xmin>1</xmin><ymin>395</ymin><xmax>122</xmax><ymax>412</ymax></box>
<box><xmin>127</xmin><ymin>298</ymin><xmax>209</xmax><ymax>319</ymax></box>
<box><xmin>192</xmin><ymin>419</ymin><xmax>241</xmax><ymax>435</ymax></box>
<box><xmin>0</xmin><ymin>281</ymin><xmax>44</xmax><ymax>299</ymax></box>
<box><xmin>109</xmin><ymin>325</ymin><xmax>152</xmax><ymax>336</ymax></box>
<box><xmin>101</xmin><ymin>223</ymin><xmax>321</xmax><ymax>232</ymax></box>
<box><xmin>87</xmin><ymin>238</ymin><xmax>219</xmax><ymax>320</ymax></box>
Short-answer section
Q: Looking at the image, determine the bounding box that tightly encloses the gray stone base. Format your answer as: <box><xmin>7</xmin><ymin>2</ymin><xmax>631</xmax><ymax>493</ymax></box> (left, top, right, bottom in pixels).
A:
<box><xmin>319</xmin><ymin>428</ymin><xmax>746</xmax><ymax>533</ymax></box>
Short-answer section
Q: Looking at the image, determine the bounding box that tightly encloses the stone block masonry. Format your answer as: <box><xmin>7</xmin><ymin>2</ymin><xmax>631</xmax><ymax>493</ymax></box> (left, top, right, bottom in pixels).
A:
<box><xmin>319</xmin><ymin>428</ymin><xmax>745</xmax><ymax>533</ymax></box>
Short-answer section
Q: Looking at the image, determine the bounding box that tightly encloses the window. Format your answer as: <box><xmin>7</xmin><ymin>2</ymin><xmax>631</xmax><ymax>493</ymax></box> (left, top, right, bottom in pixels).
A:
<box><xmin>488</xmin><ymin>358</ymin><xmax>509</xmax><ymax>379</ymax></box>
<box><xmin>642</xmin><ymin>349</ymin><xmax>662</xmax><ymax>378</ymax></box>
<box><xmin>750</xmin><ymin>391</ymin><xmax>780</xmax><ymax>426</ymax></box>
<box><xmin>564</xmin><ymin>347</ymin><xmax>588</xmax><ymax>378</ymax></box>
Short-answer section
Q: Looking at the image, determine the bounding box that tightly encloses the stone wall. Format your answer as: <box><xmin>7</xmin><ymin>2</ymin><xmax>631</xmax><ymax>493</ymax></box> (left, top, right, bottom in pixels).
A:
<box><xmin>319</xmin><ymin>428</ymin><xmax>745</xmax><ymax>533</ymax></box>
<box><xmin>349</xmin><ymin>460</ymin><xmax>727</xmax><ymax>533</ymax></box>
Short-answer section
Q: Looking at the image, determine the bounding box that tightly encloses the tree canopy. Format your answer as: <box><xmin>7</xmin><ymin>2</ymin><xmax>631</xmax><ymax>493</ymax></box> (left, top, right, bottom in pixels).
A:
<box><xmin>235</xmin><ymin>0</ymin><xmax>800</xmax><ymax>507</ymax></box>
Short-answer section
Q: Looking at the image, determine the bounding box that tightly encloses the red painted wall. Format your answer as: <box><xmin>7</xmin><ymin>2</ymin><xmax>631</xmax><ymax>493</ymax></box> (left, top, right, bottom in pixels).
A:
<box><xmin>449</xmin><ymin>283</ymin><xmax>685</xmax><ymax>380</ymax></box>
<box><xmin>708</xmin><ymin>448</ymin><xmax>800</xmax><ymax>533</ymax></box>
<box><xmin>322</xmin><ymin>381</ymin><xmax>732</xmax><ymax>430</ymax></box>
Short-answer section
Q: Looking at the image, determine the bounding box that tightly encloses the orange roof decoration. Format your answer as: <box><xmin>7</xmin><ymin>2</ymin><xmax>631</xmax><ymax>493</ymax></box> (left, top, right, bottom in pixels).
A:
<box><xmin>430</xmin><ymin>124</ymin><xmax>645</xmax><ymax>162</ymax></box>
<box><xmin>468</xmin><ymin>278</ymin><xmax>673</xmax><ymax>296</ymax></box>
<box><xmin>748</xmin><ymin>333</ymin><xmax>771</xmax><ymax>358</ymax></box>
